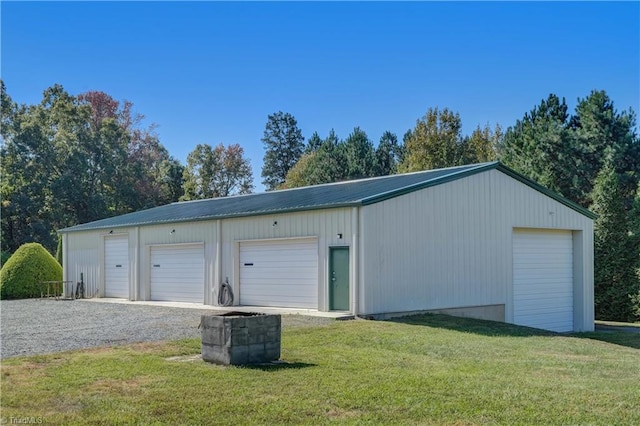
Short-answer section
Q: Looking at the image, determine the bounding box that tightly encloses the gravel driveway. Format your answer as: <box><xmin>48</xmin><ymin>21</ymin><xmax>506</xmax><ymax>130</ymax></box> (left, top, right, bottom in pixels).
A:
<box><xmin>0</xmin><ymin>299</ymin><xmax>333</xmax><ymax>359</ymax></box>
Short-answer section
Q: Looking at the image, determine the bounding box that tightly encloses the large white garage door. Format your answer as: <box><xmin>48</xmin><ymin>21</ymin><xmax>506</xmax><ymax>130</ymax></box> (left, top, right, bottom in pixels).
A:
<box><xmin>240</xmin><ymin>239</ymin><xmax>318</xmax><ymax>309</ymax></box>
<box><xmin>150</xmin><ymin>244</ymin><xmax>204</xmax><ymax>303</ymax></box>
<box><xmin>513</xmin><ymin>229</ymin><xmax>574</xmax><ymax>332</ymax></box>
<box><xmin>104</xmin><ymin>235</ymin><xmax>129</xmax><ymax>298</ymax></box>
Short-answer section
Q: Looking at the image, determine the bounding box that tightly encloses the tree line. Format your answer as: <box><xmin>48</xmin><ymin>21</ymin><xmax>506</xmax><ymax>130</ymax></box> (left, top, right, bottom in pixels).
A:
<box><xmin>262</xmin><ymin>109</ymin><xmax>500</xmax><ymax>191</ymax></box>
<box><xmin>1</xmin><ymin>81</ymin><xmax>638</xmax><ymax>321</ymax></box>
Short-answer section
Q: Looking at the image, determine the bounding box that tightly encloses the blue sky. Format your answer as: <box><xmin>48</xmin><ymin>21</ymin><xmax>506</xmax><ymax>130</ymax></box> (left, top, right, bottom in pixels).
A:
<box><xmin>2</xmin><ymin>1</ymin><xmax>638</xmax><ymax>192</ymax></box>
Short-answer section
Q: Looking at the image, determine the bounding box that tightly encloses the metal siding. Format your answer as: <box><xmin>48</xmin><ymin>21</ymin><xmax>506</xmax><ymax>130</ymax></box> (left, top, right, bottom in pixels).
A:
<box><xmin>360</xmin><ymin>169</ymin><xmax>593</xmax><ymax>331</ymax></box>
<box><xmin>150</xmin><ymin>244</ymin><xmax>205</xmax><ymax>303</ymax></box>
<box><xmin>221</xmin><ymin>208</ymin><xmax>352</xmax><ymax>311</ymax></box>
<box><xmin>239</xmin><ymin>239</ymin><xmax>318</xmax><ymax>308</ymax></box>
<box><xmin>65</xmin><ymin>231</ymin><xmax>102</xmax><ymax>298</ymax></box>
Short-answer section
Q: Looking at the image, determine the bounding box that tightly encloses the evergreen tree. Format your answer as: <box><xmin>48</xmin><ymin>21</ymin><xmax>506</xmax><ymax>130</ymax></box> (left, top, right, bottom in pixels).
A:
<box><xmin>375</xmin><ymin>131</ymin><xmax>402</xmax><ymax>176</ymax></box>
<box><xmin>341</xmin><ymin>127</ymin><xmax>376</xmax><ymax>180</ymax></box>
<box><xmin>499</xmin><ymin>94</ymin><xmax>579</xmax><ymax>202</ymax></box>
<box><xmin>591</xmin><ymin>158</ymin><xmax>640</xmax><ymax>322</ymax></box>
<box><xmin>261</xmin><ymin>111</ymin><xmax>304</xmax><ymax>190</ymax></box>
<box><xmin>570</xmin><ymin>90</ymin><xmax>640</xmax><ymax>207</ymax></box>
<box><xmin>305</xmin><ymin>131</ymin><xmax>323</xmax><ymax>153</ymax></box>
<box><xmin>630</xmin><ymin>187</ymin><xmax>640</xmax><ymax>319</ymax></box>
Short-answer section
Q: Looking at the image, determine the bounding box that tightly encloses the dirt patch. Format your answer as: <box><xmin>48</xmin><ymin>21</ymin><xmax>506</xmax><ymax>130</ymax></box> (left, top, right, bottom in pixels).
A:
<box><xmin>165</xmin><ymin>354</ymin><xmax>203</xmax><ymax>363</ymax></box>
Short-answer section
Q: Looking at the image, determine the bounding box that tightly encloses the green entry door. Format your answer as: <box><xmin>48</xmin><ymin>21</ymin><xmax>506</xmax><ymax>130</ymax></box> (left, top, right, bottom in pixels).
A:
<box><xmin>329</xmin><ymin>247</ymin><xmax>350</xmax><ymax>311</ymax></box>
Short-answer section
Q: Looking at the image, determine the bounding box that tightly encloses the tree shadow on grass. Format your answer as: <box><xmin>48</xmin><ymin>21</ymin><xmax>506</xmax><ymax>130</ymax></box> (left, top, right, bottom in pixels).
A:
<box><xmin>388</xmin><ymin>313</ymin><xmax>640</xmax><ymax>350</ymax></box>
<box><xmin>240</xmin><ymin>361</ymin><xmax>317</xmax><ymax>372</ymax></box>
<box><xmin>572</xmin><ymin>330</ymin><xmax>640</xmax><ymax>350</ymax></box>
<box><xmin>388</xmin><ymin>313</ymin><xmax>555</xmax><ymax>338</ymax></box>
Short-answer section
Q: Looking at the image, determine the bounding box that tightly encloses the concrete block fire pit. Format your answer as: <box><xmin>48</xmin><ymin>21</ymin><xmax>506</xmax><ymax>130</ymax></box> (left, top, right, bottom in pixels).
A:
<box><xmin>200</xmin><ymin>312</ymin><xmax>281</xmax><ymax>365</ymax></box>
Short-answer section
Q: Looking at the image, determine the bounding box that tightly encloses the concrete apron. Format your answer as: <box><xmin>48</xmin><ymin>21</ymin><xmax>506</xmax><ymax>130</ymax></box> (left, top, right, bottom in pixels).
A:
<box><xmin>78</xmin><ymin>298</ymin><xmax>350</xmax><ymax>319</ymax></box>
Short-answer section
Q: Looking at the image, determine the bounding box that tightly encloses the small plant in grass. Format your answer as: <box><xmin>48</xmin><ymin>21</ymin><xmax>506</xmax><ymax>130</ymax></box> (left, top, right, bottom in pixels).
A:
<box><xmin>0</xmin><ymin>242</ymin><xmax>62</xmax><ymax>299</ymax></box>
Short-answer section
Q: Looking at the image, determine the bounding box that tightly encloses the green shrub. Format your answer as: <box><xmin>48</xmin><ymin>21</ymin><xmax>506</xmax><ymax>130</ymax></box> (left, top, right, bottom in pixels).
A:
<box><xmin>0</xmin><ymin>243</ymin><xmax>63</xmax><ymax>299</ymax></box>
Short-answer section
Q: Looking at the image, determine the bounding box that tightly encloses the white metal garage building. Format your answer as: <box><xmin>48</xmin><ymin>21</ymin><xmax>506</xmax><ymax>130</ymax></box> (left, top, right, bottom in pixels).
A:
<box><xmin>60</xmin><ymin>162</ymin><xmax>595</xmax><ymax>332</ymax></box>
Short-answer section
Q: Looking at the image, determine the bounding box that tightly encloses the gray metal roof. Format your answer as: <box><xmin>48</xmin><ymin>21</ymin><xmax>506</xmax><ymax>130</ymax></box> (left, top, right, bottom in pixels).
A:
<box><xmin>60</xmin><ymin>161</ymin><xmax>594</xmax><ymax>233</ymax></box>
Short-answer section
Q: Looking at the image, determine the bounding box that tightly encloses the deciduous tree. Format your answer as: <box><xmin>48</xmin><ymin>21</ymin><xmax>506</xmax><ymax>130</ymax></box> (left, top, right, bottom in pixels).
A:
<box><xmin>1</xmin><ymin>83</ymin><xmax>182</xmax><ymax>253</ymax></box>
<box><xmin>182</xmin><ymin>143</ymin><xmax>253</xmax><ymax>200</ymax></box>
<box><xmin>282</xmin><ymin>130</ymin><xmax>345</xmax><ymax>189</ymax></box>
<box><xmin>460</xmin><ymin>124</ymin><xmax>500</xmax><ymax>164</ymax></box>
<box><xmin>400</xmin><ymin>107</ymin><xmax>463</xmax><ymax>172</ymax></box>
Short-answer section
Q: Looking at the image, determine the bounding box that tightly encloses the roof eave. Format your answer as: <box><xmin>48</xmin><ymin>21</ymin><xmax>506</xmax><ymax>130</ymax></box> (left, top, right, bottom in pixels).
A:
<box><xmin>58</xmin><ymin>201</ymin><xmax>362</xmax><ymax>233</ymax></box>
<box><xmin>360</xmin><ymin>161</ymin><xmax>499</xmax><ymax>205</ymax></box>
<box><xmin>495</xmin><ymin>163</ymin><xmax>596</xmax><ymax>220</ymax></box>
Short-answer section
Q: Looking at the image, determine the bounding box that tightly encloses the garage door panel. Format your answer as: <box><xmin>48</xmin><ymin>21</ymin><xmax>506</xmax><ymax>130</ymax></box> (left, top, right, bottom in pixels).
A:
<box><xmin>241</xmin><ymin>269</ymin><xmax>316</xmax><ymax>280</ymax></box>
<box><xmin>513</xmin><ymin>229</ymin><xmax>574</xmax><ymax>333</ymax></box>
<box><xmin>150</xmin><ymin>244</ymin><xmax>204</xmax><ymax>303</ymax></box>
<box><xmin>516</xmin><ymin>293</ymin><xmax>573</xmax><ymax>303</ymax></box>
<box><xmin>241</xmin><ymin>286</ymin><xmax>316</xmax><ymax>296</ymax></box>
<box><xmin>104</xmin><ymin>236</ymin><xmax>129</xmax><ymax>298</ymax></box>
<box><xmin>241</xmin><ymin>264</ymin><xmax>316</xmax><ymax>272</ymax></box>
<box><xmin>240</xmin><ymin>239</ymin><xmax>318</xmax><ymax>309</ymax></box>
<box><xmin>516</xmin><ymin>299</ymin><xmax>573</xmax><ymax>313</ymax></box>
<box><xmin>515</xmin><ymin>284</ymin><xmax>573</xmax><ymax>294</ymax></box>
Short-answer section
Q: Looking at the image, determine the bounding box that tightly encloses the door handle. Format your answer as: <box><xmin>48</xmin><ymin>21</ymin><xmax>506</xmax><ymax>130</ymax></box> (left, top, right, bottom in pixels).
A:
<box><xmin>331</xmin><ymin>278</ymin><xmax>336</xmax><ymax>281</ymax></box>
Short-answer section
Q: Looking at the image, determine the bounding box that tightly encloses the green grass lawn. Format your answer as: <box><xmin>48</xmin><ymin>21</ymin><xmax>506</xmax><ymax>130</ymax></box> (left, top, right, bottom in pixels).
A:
<box><xmin>1</xmin><ymin>314</ymin><xmax>638</xmax><ymax>425</ymax></box>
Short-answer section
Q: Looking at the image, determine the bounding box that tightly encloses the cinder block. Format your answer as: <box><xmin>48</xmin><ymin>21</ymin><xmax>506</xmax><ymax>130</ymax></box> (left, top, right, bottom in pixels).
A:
<box><xmin>229</xmin><ymin>345</ymin><xmax>249</xmax><ymax>365</ymax></box>
<box><xmin>200</xmin><ymin>328</ymin><xmax>217</xmax><ymax>345</ymax></box>
<box><xmin>264</xmin><ymin>342</ymin><xmax>281</xmax><ymax>359</ymax></box>
<box><xmin>200</xmin><ymin>313</ymin><xmax>281</xmax><ymax>365</ymax></box>
<box><xmin>201</xmin><ymin>343</ymin><xmax>230</xmax><ymax>364</ymax></box>
<box><xmin>263</xmin><ymin>315</ymin><xmax>281</xmax><ymax>328</ymax></box>
<box><xmin>230</xmin><ymin>327</ymin><xmax>249</xmax><ymax>345</ymax></box>
<box><xmin>248</xmin><ymin>328</ymin><xmax>266</xmax><ymax>344</ymax></box>
<box><xmin>266</xmin><ymin>329</ymin><xmax>281</xmax><ymax>342</ymax></box>
<box><xmin>248</xmin><ymin>343</ymin><xmax>266</xmax><ymax>363</ymax></box>
<box><xmin>230</xmin><ymin>317</ymin><xmax>246</xmax><ymax>329</ymax></box>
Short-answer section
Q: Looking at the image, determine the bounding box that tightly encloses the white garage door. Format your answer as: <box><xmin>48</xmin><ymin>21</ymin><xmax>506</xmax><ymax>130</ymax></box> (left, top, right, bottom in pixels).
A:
<box><xmin>150</xmin><ymin>244</ymin><xmax>204</xmax><ymax>303</ymax></box>
<box><xmin>513</xmin><ymin>229</ymin><xmax>574</xmax><ymax>332</ymax></box>
<box><xmin>104</xmin><ymin>235</ymin><xmax>129</xmax><ymax>298</ymax></box>
<box><xmin>240</xmin><ymin>239</ymin><xmax>318</xmax><ymax>309</ymax></box>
